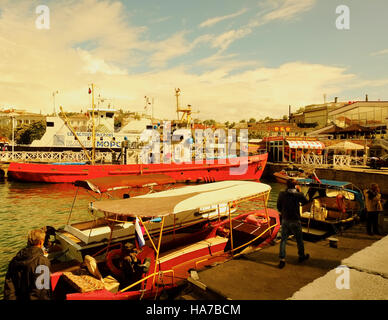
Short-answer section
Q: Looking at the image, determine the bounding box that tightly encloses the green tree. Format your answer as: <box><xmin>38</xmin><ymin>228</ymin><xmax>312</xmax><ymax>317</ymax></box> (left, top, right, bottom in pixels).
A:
<box><xmin>248</xmin><ymin>118</ymin><xmax>256</xmax><ymax>123</ymax></box>
<box><xmin>15</xmin><ymin>120</ymin><xmax>46</xmax><ymax>145</ymax></box>
<box><xmin>203</xmin><ymin>119</ymin><xmax>216</xmax><ymax>126</ymax></box>
<box><xmin>0</xmin><ymin>126</ymin><xmax>12</xmax><ymax>140</ymax></box>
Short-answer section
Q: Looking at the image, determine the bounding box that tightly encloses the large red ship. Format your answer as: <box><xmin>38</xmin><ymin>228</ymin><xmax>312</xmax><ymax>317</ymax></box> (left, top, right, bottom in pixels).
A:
<box><xmin>7</xmin><ymin>153</ymin><xmax>267</xmax><ymax>183</ymax></box>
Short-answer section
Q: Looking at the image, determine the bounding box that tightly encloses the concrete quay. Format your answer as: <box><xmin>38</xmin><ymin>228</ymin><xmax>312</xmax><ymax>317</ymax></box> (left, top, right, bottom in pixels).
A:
<box><xmin>184</xmin><ymin>222</ymin><xmax>388</xmax><ymax>300</ymax></box>
<box><xmin>290</xmin><ymin>235</ymin><xmax>388</xmax><ymax>300</ymax></box>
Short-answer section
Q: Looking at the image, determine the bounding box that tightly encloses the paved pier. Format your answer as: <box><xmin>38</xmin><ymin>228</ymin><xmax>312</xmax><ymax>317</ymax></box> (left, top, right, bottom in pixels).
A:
<box><xmin>186</xmin><ymin>223</ymin><xmax>388</xmax><ymax>300</ymax></box>
<box><xmin>290</xmin><ymin>235</ymin><xmax>388</xmax><ymax>300</ymax></box>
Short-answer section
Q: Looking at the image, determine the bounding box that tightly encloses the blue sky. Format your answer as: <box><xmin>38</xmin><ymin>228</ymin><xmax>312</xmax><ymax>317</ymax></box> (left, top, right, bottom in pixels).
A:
<box><xmin>1</xmin><ymin>0</ymin><xmax>388</xmax><ymax>121</ymax></box>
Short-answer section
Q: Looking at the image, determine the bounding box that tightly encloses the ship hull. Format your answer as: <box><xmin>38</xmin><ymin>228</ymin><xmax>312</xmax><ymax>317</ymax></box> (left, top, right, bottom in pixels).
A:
<box><xmin>7</xmin><ymin>154</ymin><xmax>267</xmax><ymax>183</ymax></box>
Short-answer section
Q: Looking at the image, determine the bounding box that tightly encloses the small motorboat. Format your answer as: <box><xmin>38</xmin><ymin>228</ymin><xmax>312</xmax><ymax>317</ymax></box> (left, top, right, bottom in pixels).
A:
<box><xmin>273</xmin><ymin>166</ymin><xmax>306</xmax><ymax>184</ymax></box>
<box><xmin>48</xmin><ymin>181</ymin><xmax>280</xmax><ymax>300</ymax></box>
<box><xmin>49</xmin><ymin>175</ymin><xmax>237</xmax><ymax>263</ymax></box>
<box><xmin>297</xmin><ymin>178</ymin><xmax>364</xmax><ymax>237</ymax></box>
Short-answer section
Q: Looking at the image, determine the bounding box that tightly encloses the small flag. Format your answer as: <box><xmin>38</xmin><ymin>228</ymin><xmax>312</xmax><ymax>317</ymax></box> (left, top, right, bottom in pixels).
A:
<box><xmin>135</xmin><ymin>217</ymin><xmax>145</xmax><ymax>247</ymax></box>
<box><xmin>312</xmin><ymin>172</ymin><xmax>321</xmax><ymax>184</ymax></box>
<box><xmin>88</xmin><ymin>88</ymin><xmax>91</xmax><ymax>94</ymax></box>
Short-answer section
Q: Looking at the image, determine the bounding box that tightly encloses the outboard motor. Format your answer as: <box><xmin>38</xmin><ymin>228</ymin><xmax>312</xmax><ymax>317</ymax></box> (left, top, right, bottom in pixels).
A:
<box><xmin>43</xmin><ymin>226</ymin><xmax>57</xmax><ymax>249</ymax></box>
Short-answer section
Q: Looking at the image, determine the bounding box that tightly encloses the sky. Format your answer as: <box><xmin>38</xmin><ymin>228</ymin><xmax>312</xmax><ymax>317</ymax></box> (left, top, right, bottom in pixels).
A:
<box><xmin>0</xmin><ymin>0</ymin><xmax>388</xmax><ymax>122</ymax></box>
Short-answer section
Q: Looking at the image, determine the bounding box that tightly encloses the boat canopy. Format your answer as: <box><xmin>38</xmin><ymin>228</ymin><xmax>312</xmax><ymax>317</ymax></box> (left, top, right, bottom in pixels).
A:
<box><xmin>298</xmin><ymin>178</ymin><xmax>351</xmax><ymax>188</ymax></box>
<box><xmin>74</xmin><ymin>174</ymin><xmax>176</xmax><ymax>193</ymax></box>
<box><xmin>91</xmin><ymin>181</ymin><xmax>271</xmax><ymax>218</ymax></box>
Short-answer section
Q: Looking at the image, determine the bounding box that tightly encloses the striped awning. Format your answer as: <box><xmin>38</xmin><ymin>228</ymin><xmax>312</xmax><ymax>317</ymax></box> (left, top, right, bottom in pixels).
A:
<box><xmin>286</xmin><ymin>140</ymin><xmax>325</xmax><ymax>149</ymax></box>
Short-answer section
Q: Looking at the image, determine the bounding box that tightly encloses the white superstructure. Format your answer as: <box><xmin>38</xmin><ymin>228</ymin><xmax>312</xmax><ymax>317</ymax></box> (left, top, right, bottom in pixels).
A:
<box><xmin>31</xmin><ymin>108</ymin><xmax>152</xmax><ymax>149</ymax></box>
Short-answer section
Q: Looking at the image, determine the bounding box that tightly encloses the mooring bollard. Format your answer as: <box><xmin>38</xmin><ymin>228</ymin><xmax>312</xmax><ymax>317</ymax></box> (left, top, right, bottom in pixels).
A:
<box><xmin>328</xmin><ymin>237</ymin><xmax>338</xmax><ymax>248</ymax></box>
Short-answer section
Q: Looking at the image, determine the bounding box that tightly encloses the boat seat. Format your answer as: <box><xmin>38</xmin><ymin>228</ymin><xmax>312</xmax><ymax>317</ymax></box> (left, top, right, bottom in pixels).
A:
<box><xmin>302</xmin><ymin>197</ymin><xmax>359</xmax><ymax>213</ymax></box>
<box><xmin>226</xmin><ymin>218</ymin><xmax>273</xmax><ymax>237</ymax></box>
<box><xmin>158</xmin><ymin>236</ymin><xmax>228</xmax><ymax>264</ymax></box>
<box><xmin>61</xmin><ymin>271</ymin><xmax>105</xmax><ymax>293</ymax></box>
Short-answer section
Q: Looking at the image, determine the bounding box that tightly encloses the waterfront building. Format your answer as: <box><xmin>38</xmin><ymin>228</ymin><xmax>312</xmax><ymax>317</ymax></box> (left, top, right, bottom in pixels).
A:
<box><xmin>260</xmin><ymin>136</ymin><xmax>325</xmax><ymax>163</ymax></box>
<box><xmin>0</xmin><ymin>108</ymin><xmax>45</xmax><ymax>129</ymax></box>
<box><xmin>248</xmin><ymin>120</ymin><xmax>313</xmax><ymax>139</ymax></box>
<box><xmin>290</xmin><ymin>99</ymin><xmax>347</xmax><ymax>128</ymax></box>
<box><xmin>328</xmin><ymin>101</ymin><xmax>388</xmax><ymax>135</ymax></box>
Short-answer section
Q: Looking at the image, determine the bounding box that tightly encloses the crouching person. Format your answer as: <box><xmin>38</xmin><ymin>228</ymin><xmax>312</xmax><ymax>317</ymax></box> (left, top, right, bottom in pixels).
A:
<box><xmin>4</xmin><ymin>229</ymin><xmax>52</xmax><ymax>300</ymax></box>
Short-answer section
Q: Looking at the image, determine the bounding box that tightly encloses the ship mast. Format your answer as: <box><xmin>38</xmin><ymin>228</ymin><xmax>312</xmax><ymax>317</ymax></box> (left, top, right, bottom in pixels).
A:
<box><xmin>175</xmin><ymin>88</ymin><xmax>181</xmax><ymax>121</ymax></box>
<box><xmin>175</xmin><ymin>88</ymin><xmax>195</xmax><ymax>128</ymax></box>
<box><xmin>90</xmin><ymin>83</ymin><xmax>96</xmax><ymax>165</ymax></box>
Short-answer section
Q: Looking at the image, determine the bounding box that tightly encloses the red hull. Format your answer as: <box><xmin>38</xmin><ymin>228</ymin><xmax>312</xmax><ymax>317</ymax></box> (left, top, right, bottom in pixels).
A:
<box><xmin>7</xmin><ymin>154</ymin><xmax>267</xmax><ymax>183</ymax></box>
<box><xmin>52</xmin><ymin>208</ymin><xmax>280</xmax><ymax>300</ymax></box>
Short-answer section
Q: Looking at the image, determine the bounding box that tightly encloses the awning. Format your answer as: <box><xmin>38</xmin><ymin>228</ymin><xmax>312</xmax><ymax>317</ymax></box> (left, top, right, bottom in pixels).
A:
<box><xmin>286</xmin><ymin>140</ymin><xmax>325</xmax><ymax>149</ymax></box>
<box><xmin>326</xmin><ymin>141</ymin><xmax>367</xmax><ymax>150</ymax></box>
<box><xmin>91</xmin><ymin>181</ymin><xmax>271</xmax><ymax>217</ymax></box>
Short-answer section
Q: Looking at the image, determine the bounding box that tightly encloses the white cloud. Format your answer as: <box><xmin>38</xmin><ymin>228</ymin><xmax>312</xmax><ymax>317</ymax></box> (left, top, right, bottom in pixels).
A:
<box><xmin>209</xmin><ymin>0</ymin><xmax>316</xmax><ymax>52</ymax></box>
<box><xmin>147</xmin><ymin>32</ymin><xmax>213</xmax><ymax>68</ymax></box>
<box><xmin>77</xmin><ymin>49</ymin><xmax>127</xmax><ymax>75</ymax></box>
<box><xmin>255</xmin><ymin>0</ymin><xmax>316</xmax><ymax>26</ymax></box>
<box><xmin>210</xmin><ymin>27</ymin><xmax>253</xmax><ymax>52</ymax></box>
<box><xmin>149</xmin><ymin>16</ymin><xmax>171</xmax><ymax>24</ymax></box>
<box><xmin>370</xmin><ymin>48</ymin><xmax>388</xmax><ymax>56</ymax></box>
<box><xmin>197</xmin><ymin>52</ymin><xmax>259</xmax><ymax>71</ymax></box>
<box><xmin>199</xmin><ymin>8</ymin><xmax>247</xmax><ymax>28</ymax></box>
<box><xmin>0</xmin><ymin>0</ymin><xmax>383</xmax><ymax>123</ymax></box>
<box><xmin>242</xmin><ymin>0</ymin><xmax>317</xmax><ymax>31</ymax></box>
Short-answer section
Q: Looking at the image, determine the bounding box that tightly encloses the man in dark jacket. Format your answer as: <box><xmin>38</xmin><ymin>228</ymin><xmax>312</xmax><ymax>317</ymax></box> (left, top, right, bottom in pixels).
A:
<box><xmin>277</xmin><ymin>179</ymin><xmax>310</xmax><ymax>269</ymax></box>
<box><xmin>4</xmin><ymin>229</ymin><xmax>52</xmax><ymax>300</ymax></box>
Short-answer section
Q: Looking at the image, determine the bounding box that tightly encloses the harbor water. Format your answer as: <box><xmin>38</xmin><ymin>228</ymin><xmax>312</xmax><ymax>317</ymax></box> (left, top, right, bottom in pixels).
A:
<box><xmin>0</xmin><ymin>178</ymin><xmax>283</xmax><ymax>299</ymax></box>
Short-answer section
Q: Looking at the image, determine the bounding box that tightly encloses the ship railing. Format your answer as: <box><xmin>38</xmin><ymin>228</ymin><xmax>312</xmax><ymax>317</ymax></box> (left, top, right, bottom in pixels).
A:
<box><xmin>0</xmin><ymin>151</ymin><xmax>113</xmax><ymax>163</ymax></box>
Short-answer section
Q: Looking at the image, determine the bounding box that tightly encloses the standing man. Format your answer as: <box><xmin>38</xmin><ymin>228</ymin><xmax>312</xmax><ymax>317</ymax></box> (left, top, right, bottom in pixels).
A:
<box><xmin>4</xmin><ymin>229</ymin><xmax>52</xmax><ymax>300</ymax></box>
<box><xmin>277</xmin><ymin>179</ymin><xmax>310</xmax><ymax>269</ymax></box>
<box><xmin>364</xmin><ymin>183</ymin><xmax>383</xmax><ymax>235</ymax></box>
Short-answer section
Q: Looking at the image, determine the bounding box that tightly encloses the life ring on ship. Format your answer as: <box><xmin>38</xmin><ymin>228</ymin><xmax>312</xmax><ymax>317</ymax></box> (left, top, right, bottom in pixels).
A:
<box><xmin>106</xmin><ymin>249</ymin><xmax>124</xmax><ymax>278</ymax></box>
<box><xmin>336</xmin><ymin>194</ymin><xmax>346</xmax><ymax>214</ymax></box>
